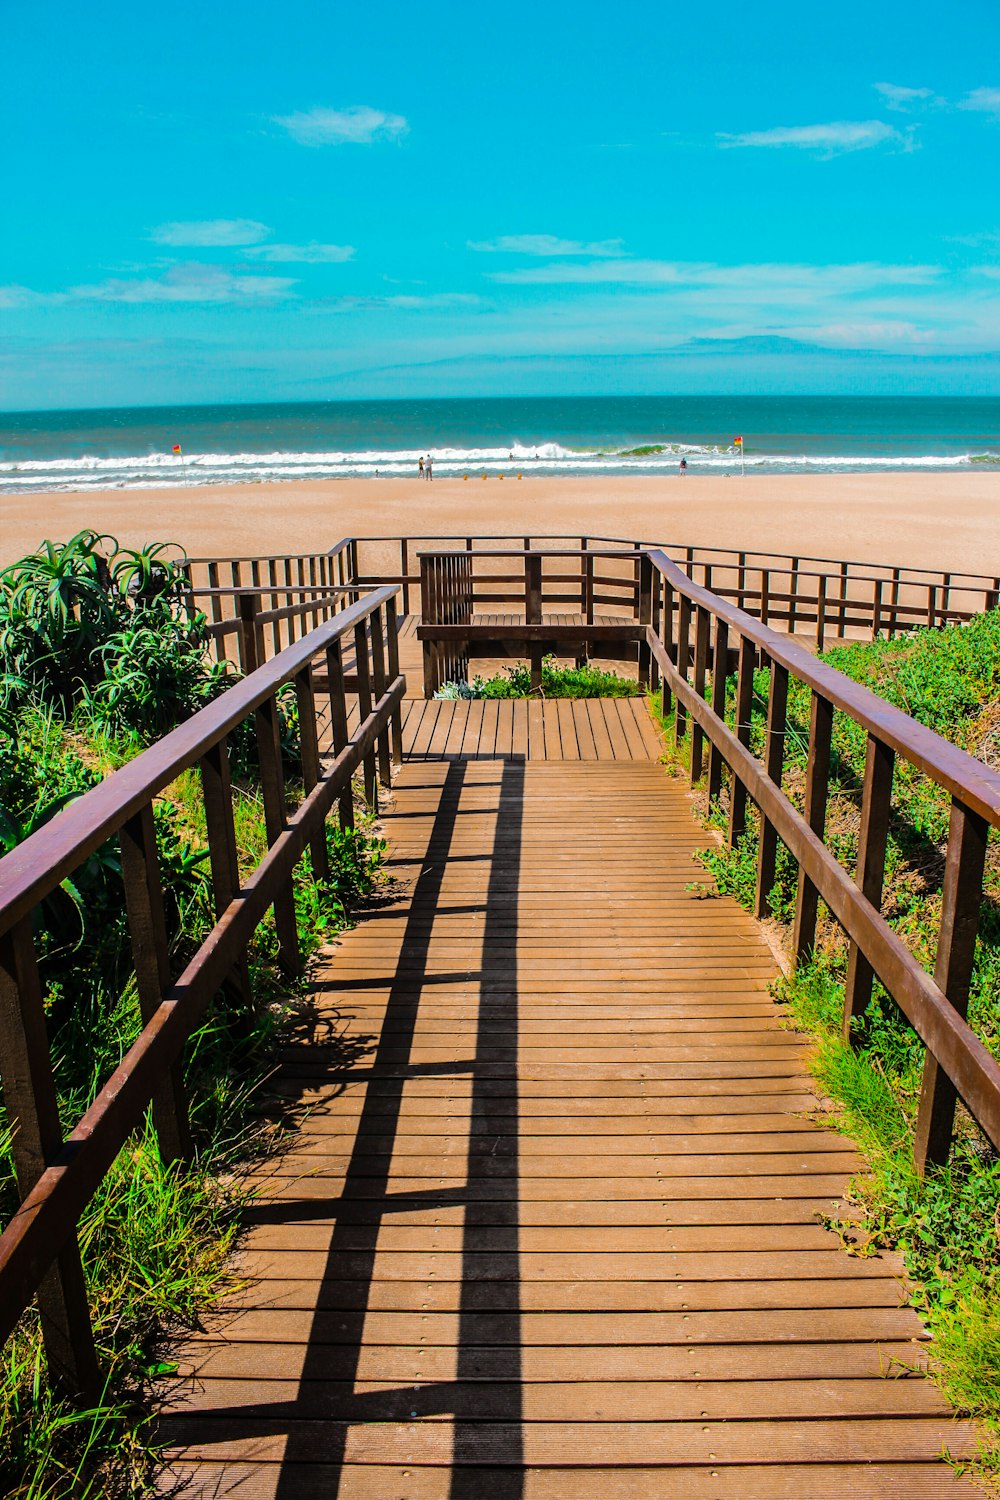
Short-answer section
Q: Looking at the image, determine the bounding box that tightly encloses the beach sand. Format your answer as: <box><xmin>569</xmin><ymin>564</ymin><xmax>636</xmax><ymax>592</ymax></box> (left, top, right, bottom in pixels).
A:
<box><xmin>5</xmin><ymin>472</ymin><xmax>999</xmax><ymax>574</ymax></box>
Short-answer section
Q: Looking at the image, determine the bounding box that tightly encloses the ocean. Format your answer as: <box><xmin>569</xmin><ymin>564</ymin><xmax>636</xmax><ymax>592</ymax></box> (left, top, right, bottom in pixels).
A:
<box><xmin>1</xmin><ymin>396</ymin><xmax>999</xmax><ymax>492</ymax></box>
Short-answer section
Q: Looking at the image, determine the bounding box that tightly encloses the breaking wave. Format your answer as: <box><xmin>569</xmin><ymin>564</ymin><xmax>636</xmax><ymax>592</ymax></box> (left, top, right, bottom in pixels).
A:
<box><xmin>2</xmin><ymin>440</ymin><xmax>999</xmax><ymax>491</ymax></box>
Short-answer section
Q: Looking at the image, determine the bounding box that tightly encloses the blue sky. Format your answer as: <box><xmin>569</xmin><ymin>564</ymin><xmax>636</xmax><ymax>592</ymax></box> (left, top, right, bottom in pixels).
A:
<box><xmin>2</xmin><ymin>0</ymin><xmax>1000</xmax><ymax>409</ymax></box>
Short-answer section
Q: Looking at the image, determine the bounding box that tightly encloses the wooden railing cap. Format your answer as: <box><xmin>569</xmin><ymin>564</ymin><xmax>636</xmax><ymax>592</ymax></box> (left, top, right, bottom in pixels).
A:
<box><xmin>648</xmin><ymin>549</ymin><xmax>1000</xmax><ymax>827</ymax></box>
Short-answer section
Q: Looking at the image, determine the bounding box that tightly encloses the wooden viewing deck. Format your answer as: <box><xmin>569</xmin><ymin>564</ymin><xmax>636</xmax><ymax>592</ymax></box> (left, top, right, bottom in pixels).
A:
<box><xmin>160</xmin><ymin>699</ymin><xmax>977</xmax><ymax>1498</ymax></box>
<box><xmin>7</xmin><ymin>543</ymin><xmax>1000</xmax><ymax>1500</ymax></box>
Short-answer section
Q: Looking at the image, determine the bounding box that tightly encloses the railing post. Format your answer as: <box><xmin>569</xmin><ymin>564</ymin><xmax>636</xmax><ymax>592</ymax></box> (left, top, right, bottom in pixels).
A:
<box><xmin>842</xmin><ymin>734</ymin><xmax>895</xmax><ymax>1043</ymax></box>
<box><xmin>690</xmin><ymin>606</ymin><xmax>710</xmax><ymax>783</ymax></box>
<box><xmin>295</xmin><ymin>665</ymin><xmax>330</xmax><ymax>882</ymax></box>
<box><xmin>754</xmin><ymin>658</ymin><xmax>788</xmax><ymax>918</ymax></box>
<box><xmin>354</xmin><ymin>619</ymin><xmax>378</xmax><ymax>809</ymax></box>
<box><xmin>914</xmin><ymin>800</ymin><xmax>989</xmax><ymax>1173</ymax></box>
<box><xmin>788</xmin><ymin>558</ymin><xmax>799</xmax><ymax>633</ymax></box>
<box><xmin>840</xmin><ymin>561</ymin><xmax>849</xmax><ymax>640</ymax></box>
<box><xmin>0</xmin><ymin>921</ymin><xmax>100</xmax><ymax>1397</ymax></box>
<box><xmin>737</xmin><ymin>551</ymin><xmax>747</xmax><ymax>612</ymax></box>
<box><xmin>119</xmin><ymin>803</ymin><xmax>193</xmax><ymax>1161</ymax></box>
<box><xmin>889</xmin><ymin>567</ymin><xmax>901</xmax><ymax>640</ymax></box>
<box><xmin>638</xmin><ymin>553</ymin><xmax>653</xmax><ymax>688</ymax></box>
<box><xmin>816</xmin><ymin>574</ymin><xmax>827</xmax><ymax>652</ymax></box>
<box><xmin>420</xmin><ymin>555</ymin><xmax>435</xmax><ymax>698</ymax></box>
<box><xmin>369</xmin><ymin>603</ymin><xmax>393</xmax><ymax>788</ymax></box>
<box><xmin>401</xmin><ymin>538</ymin><xmax>411</xmax><ymax>616</ymax></box>
<box><xmin>872</xmin><ymin>578</ymin><xmax>883</xmax><ymax>639</ymax></box>
<box><xmin>674</xmin><ymin>593</ymin><xmax>692</xmax><ymax>745</ymax></box>
<box><xmin>760</xmin><ymin>569</ymin><xmax>770</xmax><ymax>628</ymax></box>
<box><xmin>706</xmin><ymin>615</ymin><xmax>729</xmax><ymax>804</ymax></box>
<box><xmin>238</xmin><ymin>590</ymin><xmax>262</xmax><ymax>676</ymax></box>
<box><xmin>255</xmin><ymin>691</ymin><xmax>300</xmax><ymax>974</ymax></box>
<box><xmin>660</xmin><ymin>580</ymin><xmax>674</xmax><ymax>719</ymax></box>
<box><xmin>199</xmin><ymin>736</ymin><xmax>253</xmax><ymax>1013</ymax></box>
<box><xmin>526</xmin><ymin>552</ymin><xmax>543</xmax><ymax>692</ymax></box>
<box><xmin>326</xmin><ymin>637</ymin><xmax>355</xmax><ymax>830</ymax></box>
<box><xmin>283</xmin><ymin>559</ymin><xmax>296</xmax><ymax>642</ymax></box>
<box><xmin>267</xmin><ymin>559</ymin><xmax>282</xmax><ymax>655</ymax></box>
<box><xmin>386</xmin><ymin>593</ymin><xmax>404</xmax><ymax>766</ymax></box>
<box><xmin>792</xmin><ymin>691</ymin><xmax>834</xmax><ymax>963</ymax></box>
<box><xmin>206</xmin><ymin>561</ymin><xmax>223</xmax><ymax>627</ymax></box>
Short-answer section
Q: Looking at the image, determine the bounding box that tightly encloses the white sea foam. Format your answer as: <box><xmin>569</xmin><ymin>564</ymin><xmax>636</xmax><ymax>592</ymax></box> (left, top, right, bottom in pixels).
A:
<box><xmin>1</xmin><ymin>440</ymin><xmax>997</xmax><ymax>491</ymax></box>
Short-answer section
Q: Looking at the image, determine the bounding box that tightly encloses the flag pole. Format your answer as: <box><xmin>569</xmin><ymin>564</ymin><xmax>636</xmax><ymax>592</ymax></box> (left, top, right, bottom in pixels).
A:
<box><xmin>741</xmin><ymin>438</ymin><xmax>745</xmax><ymax>479</ymax></box>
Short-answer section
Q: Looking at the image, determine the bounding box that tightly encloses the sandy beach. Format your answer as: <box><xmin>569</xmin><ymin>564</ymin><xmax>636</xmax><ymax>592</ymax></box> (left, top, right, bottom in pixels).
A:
<box><xmin>4</xmin><ymin>472</ymin><xmax>999</xmax><ymax>574</ymax></box>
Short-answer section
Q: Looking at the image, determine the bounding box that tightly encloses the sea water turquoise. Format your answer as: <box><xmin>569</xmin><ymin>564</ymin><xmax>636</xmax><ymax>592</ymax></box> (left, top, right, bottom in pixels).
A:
<box><xmin>1</xmin><ymin>395</ymin><xmax>999</xmax><ymax>492</ymax></box>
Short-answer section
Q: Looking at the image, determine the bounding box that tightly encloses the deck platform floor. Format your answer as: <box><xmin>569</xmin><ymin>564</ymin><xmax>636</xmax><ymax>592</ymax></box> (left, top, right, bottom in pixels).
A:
<box><xmin>160</xmin><ymin>706</ymin><xmax>977</xmax><ymax>1497</ymax></box>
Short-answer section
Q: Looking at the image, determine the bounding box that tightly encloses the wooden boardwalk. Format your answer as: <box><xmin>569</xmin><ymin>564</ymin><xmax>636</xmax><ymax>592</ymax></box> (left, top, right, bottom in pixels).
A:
<box><xmin>400</xmin><ymin>697</ymin><xmax>662</xmax><ymax>761</ymax></box>
<box><xmin>161</xmin><ymin>702</ymin><xmax>977</xmax><ymax>1497</ymax></box>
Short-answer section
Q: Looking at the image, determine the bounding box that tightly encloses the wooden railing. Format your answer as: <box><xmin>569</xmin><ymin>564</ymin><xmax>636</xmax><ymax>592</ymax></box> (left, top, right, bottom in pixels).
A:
<box><xmin>184</xmin><ymin>543</ymin><xmax>359</xmax><ymax>667</ymax></box>
<box><xmin>0</xmin><ymin>587</ymin><xmax>404</xmax><ymax>1395</ymax></box>
<box><xmin>416</xmin><ymin>548</ymin><xmax>650</xmax><ymax>694</ymax></box>
<box><xmin>645</xmin><ymin>547</ymin><xmax>1000</xmax><ymax>1178</ymax></box>
<box><xmin>346</xmin><ymin>533</ymin><xmax>1000</xmax><ymax>643</ymax></box>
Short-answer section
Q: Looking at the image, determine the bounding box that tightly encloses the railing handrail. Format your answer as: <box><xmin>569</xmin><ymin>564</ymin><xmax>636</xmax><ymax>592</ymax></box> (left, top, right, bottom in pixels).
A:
<box><xmin>345</xmin><ymin>534</ymin><xmax>999</xmax><ymax>588</ymax></box>
<box><xmin>648</xmin><ymin>549</ymin><xmax>1000</xmax><ymax>828</ymax></box>
<box><xmin>185</xmin><ymin>551</ymin><xmax>331</xmax><ymax>565</ymax></box>
<box><xmin>0</xmin><ymin>587</ymin><xmax>398</xmax><ymax>938</ymax></box>
<box><xmin>415</xmin><ymin>547</ymin><xmax>644</xmax><ymax>559</ymax></box>
<box><xmin>187</xmin><ymin>584</ymin><xmax>349</xmax><ymax>598</ymax></box>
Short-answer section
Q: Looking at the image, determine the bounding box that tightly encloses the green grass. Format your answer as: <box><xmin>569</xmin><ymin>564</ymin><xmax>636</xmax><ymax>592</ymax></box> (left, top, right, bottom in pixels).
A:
<box><xmin>0</xmin><ymin>535</ymin><xmax>387</xmax><ymax>1498</ymax></box>
<box><xmin>649</xmin><ymin>613</ymin><xmax>1000</xmax><ymax>1488</ymax></box>
<box><xmin>436</xmin><ymin>656</ymin><xmax>642</xmax><ymax>699</ymax></box>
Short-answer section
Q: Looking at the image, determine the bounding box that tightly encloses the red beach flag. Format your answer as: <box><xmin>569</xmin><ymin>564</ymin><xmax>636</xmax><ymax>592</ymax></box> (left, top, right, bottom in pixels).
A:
<box><xmin>172</xmin><ymin>443</ymin><xmax>182</xmax><ymax>454</ymax></box>
<box><xmin>733</xmin><ymin>436</ymin><xmax>743</xmax><ymax>445</ymax></box>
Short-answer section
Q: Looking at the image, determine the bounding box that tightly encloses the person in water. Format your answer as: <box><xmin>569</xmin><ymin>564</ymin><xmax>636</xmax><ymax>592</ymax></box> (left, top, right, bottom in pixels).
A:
<box><xmin>679</xmin><ymin>457</ymin><xmax>688</xmax><ymax>474</ymax></box>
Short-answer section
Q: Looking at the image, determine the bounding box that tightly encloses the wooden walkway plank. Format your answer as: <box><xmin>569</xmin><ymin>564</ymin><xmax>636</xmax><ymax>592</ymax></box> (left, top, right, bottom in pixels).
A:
<box><xmin>161</xmin><ymin>726</ymin><xmax>978</xmax><ymax>1498</ymax></box>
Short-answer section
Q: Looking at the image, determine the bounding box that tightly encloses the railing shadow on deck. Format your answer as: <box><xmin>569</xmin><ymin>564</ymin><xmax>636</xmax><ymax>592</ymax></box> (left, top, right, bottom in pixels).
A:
<box><xmin>163</xmin><ymin>757</ymin><xmax>528</xmax><ymax>1499</ymax></box>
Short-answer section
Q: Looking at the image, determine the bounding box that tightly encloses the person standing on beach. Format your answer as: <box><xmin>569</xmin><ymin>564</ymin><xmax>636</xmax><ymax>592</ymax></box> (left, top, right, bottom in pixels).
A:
<box><xmin>679</xmin><ymin>457</ymin><xmax>688</xmax><ymax>475</ymax></box>
<box><xmin>426</xmin><ymin>456</ymin><xmax>433</xmax><ymax>481</ymax></box>
<box><xmin>418</xmin><ymin>455</ymin><xmax>424</xmax><ymax>477</ymax></box>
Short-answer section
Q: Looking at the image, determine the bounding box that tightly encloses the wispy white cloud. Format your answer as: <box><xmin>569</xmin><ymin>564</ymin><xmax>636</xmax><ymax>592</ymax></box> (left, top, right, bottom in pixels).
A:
<box><xmin>468</xmin><ymin>234</ymin><xmax>626</xmax><ymax>257</ymax></box>
<box><xmin>71</xmin><ymin>264</ymin><xmax>295</xmax><ymax>304</ymax></box>
<box><xmin>273</xmin><ymin>105</ymin><xmax>408</xmax><ymax>146</ymax></box>
<box><xmin>0</xmin><ymin>284</ymin><xmax>62</xmax><ymax>309</ymax></box>
<box><xmin>489</xmin><ymin>259</ymin><xmax>941</xmax><ymax>291</ymax></box>
<box><xmin>946</xmin><ymin>229</ymin><xmax>1000</xmax><ymax>249</ymax></box>
<box><xmin>873</xmin><ymin>82</ymin><xmax>937</xmax><ymax>111</ymax></box>
<box><xmin>318</xmin><ymin>292</ymin><xmax>481</xmax><ymax>313</ymax></box>
<box><xmin>959</xmin><ymin>87</ymin><xmax>1000</xmax><ymax>120</ymax></box>
<box><xmin>975</xmin><ymin>266</ymin><xmax>1000</xmax><ymax>280</ymax></box>
<box><xmin>245</xmin><ymin>242</ymin><xmax>355</xmax><ymax>264</ymax></box>
<box><xmin>151</xmin><ymin>219</ymin><xmax>271</xmax><ymax>247</ymax></box>
<box><xmin>718</xmin><ymin>119</ymin><xmax>909</xmax><ymax>155</ymax></box>
<box><xmin>777</xmin><ymin>320</ymin><xmax>924</xmax><ymax>346</ymax></box>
